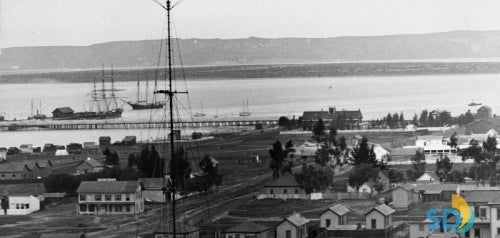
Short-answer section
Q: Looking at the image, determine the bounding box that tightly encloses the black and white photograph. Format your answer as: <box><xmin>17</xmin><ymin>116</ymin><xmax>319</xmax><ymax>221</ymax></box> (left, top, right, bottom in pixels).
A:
<box><xmin>2</xmin><ymin>0</ymin><xmax>500</xmax><ymax>237</ymax></box>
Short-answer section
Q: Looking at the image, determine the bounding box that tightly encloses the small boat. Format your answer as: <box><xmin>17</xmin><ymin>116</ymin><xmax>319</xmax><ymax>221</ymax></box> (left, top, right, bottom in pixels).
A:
<box><xmin>239</xmin><ymin>97</ymin><xmax>251</xmax><ymax>117</ymax></box>
<box><xmin>28</xmin><ymin>100</ymin><xmax>47</xmax><ymax>120</ymax></box>
<box><xmin>468</xmin><ymin>99</ymin><xmax>482</xmax><ymax>107</ymax></box>
<box><xmin>193</xmin><ymin>101</ymin><xmax>206</xmax><ymax>117</ymax></box>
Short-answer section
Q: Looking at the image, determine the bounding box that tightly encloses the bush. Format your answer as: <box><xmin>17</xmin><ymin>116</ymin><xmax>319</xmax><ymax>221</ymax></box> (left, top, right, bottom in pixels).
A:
<box><xmin>44</xmin><ymin>173</ymin><xmax>81</xmax><ymax>196</ymax></box>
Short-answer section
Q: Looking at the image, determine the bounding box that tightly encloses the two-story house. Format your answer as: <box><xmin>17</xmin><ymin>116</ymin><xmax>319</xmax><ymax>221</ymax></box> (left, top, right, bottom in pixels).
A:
<box><xmin>76</xmin><ymin>180</ymin><xmax>144</xmax><ymax>215</ymax></box>
<box><xmin>276</xmin><ymin>213</ymin><xmax>310</xmax><ymax>238</ymax></box>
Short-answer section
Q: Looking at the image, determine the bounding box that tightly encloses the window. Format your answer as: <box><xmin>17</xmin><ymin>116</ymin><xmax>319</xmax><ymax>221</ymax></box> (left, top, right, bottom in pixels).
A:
<box><xmin>115</xmin><ymin>205</ymin><xmax>122</xmax><ymax>212</ymax></box>
<box><xmin>12</xmin><ymin>174</ymin><xmax>15</xmax><ymax>178</ymax></box>
<box><xmin>363</xmin><ymin>188</ymin><xmax>368</xmax><ymax>193</ymax></box>
<box><xmin>480</xmin><ymin>208</ymin><xmax>487</xmax><ymax>218</ymax></box>
<box><xmin>21</xmin><ymin>204</ymin><xmax>25</xmax><ymax>209</ymax></box>
<box><xmin>418</xmin><ymin>224</ymin><xmax>424</xmax><ymax>231</ymax></box>
<box><xmin>80</xmin><ymin>204</ymin><xmax>87</xmax><ymax>212</ymax></box>
<box><xmin>16</xmin><ymin>204</ymin><xmax>19</xmax><ymax>209</ymax></box>
<box><xmin>497</xmin><ymin>208</ymin><xmax>500</xmax><ymax>220</ymax></box>
<box><xmin>299</xmin><ymin>228</ymin><xmax>302</xmax><ymax>238</ymax></box>
<box><xmin>25</xmin><ymin>204</ymin><xmax>29</xmax><ymax>209</ymax></box>
<box><xmin>1</xmin><ymin>174</ymin><xmax>4</xmax><ymax>178</ymax></box>
<box><xmin>285</xmin><ymin>230</ymin><xmax>291</xmax><ymax>238</ymax></box>
<box><xmin>88</xmin><ymin>204</ymin><xmax>95</xmax><ymax>212</ymax></box>
<box><xmin>497</xmin><ymin>228</ymin><xmax>500</xmax><ymax>236</ymax></box>
<box><xmin>126</xmin><ymin>194</ymin><xmax>130</xmax><ymax>201</ymax></box>
<box><xmin>115</xmin><ymin>194</ymin><xmax>121</xmax><ymax>201</ymax></box>
<box><xmin>270</xmin><ymin>189</ymin><xmax>273</xmax><ymax>194</ymax></box>
<box><xmin>295</xmin><ymin>189</ymin><xmax>299</xmax><ymax>194</ymax></box>
<box><xmin>126</xmin><ymin>205</ymin><xmax>131</xmax><ymax>212</ymax></box>
<box><xmin>235</xmin><ymin>235</ymin><xmax>240</xmax><ymax>238</ymax></box>
<box><xmin>95</xmin><ymin>194</ymin><xmax>102</xmax><ymax>201</ymax></box>
<box><xmin>475</xmin><ymin>228</ymin><xmax>481</xmax><ymax>238</ymax></box>
<box><xmin>371</xmin><ymin>219</ymin><xmax>377</xmax><ymax>229</ymax></box>
<box><xmin>284</xmin><ymin>189</ymin><xmax>287</xmax><ymax>194</ymax></box>
<box><xmin>105</xmin><ymin>194</ymin><xmax>112</xmax><ymax>201</ymax></box>
<box><xmin>79</xmin><ymin>194</ymin><xmax>86</xmax><ymax>201</ymax></box>
<box><xmin>475</xmin><ymin>206</ymin><xmax>480</xmax><ymax>217</ymax></box>
<box><xmin>465</xmin><ymin>231</ymin><xmax>470</xmax><ymax>237</ymax></box>
<box><xmin>326</xmin><ymin>218</ymin><xmax>331</xmax><ymax>227</ymax></box>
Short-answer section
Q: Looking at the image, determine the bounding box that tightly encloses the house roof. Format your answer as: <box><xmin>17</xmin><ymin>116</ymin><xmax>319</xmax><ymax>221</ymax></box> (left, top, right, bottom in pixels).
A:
<box><xmin>123</xmin><ymin>136</ymin><xmax>136</xmax><ymax>142</ymax></box>
<box><xmin>327</xmin><ymin>224</ymin><xmax>358</xmax><ymax>231</ymax></box>
<box><xmin>416</xmin><ymin>171</ymin><xmax>439</xmax><ymax>181</ymax></box>
<box><xmin>336</xmin><ymin>110</ymin><xmax>362</xmax><ymax>119</ymax></box>
<box><xmin>478</xmin><ymin>105</ymin><xmax>492</xmax><ymax>111</ymax></box>
<box><xmin>302</xmin><ymin>111</ymin><xmax>335</xmax><ymax>121</ymax></box>
<box><xmin>225</xmin><ymin>222</ymin><xmax>269</xmax><ymax>233</ymax></box>
<box><xmin>99</xmin><ymin>136</ymin><xmax>111</xmax><ymax>140</ymax></box>
<box><xmin>0</xmin><ymin>163</ymin><xmax>30</xmax><ymax>172</ymax></box>
<box><xmin>265</xmin><ymin>175</ymin><xmax>300</xmax><ymax>188</ymax></box>
<box><xmin>366</xmin><ymin>204</ymin><xmax>395</xmax><ymax>216</ymax></box>
<box><xmin>396</xmin><ymin>184</ymin><xmax>417</xmax><ymax>192</ymax></box>
<box><xmin>283</xmin><ymin>213</ymin><xmax>309</xmax><ymax>227</ymax></box>
<box><xmin>415</xmin><ymin>184</ymin><xmax>459</xmax><ymax>192</ymax></box>
<box><xmin>77</xmin><ymin>181</ymin><xmax>140</xmax><ymax>194</ymax></box>
<box><xmin>416</xmin><ymin>135</ymin><xmax>443</xmax><ymax>141</ymax></box>
<box><xmin>76</xmin><ymin>158</ymin><xmax>103</xmax><ymax>168</ymax></box>
<box><xmin>327</xmin><ymin>204</ymin><xmax>350</xmax><ymax>216</ymax></box>
<box><xmin>40</xmin><ymin>233</ymin><xmax>85</xmax><ymax>238</ymax></box>
<box><xmin>139</xmin><ymin>178</ymin><xmax>166</xmax><ymax>190</ymax></box>
<box><xmin>464</xmin><ymin>191</ymin><xmax>500</xmax><ymax>204</ymax></box>
<box><xmin>52</xmin><ymin>107</ymin><xmax>74</xmax><ymax>113</ymax></box>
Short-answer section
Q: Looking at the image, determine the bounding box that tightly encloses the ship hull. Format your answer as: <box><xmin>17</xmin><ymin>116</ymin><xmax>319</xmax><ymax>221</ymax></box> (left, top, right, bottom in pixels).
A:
<box><xmin>128</xmin><ymin>102</ymin><xmax>165</xmax><ymax>110</ymax></box>
<box><xmin>53</xmin><ymin>109</ymin><xmax>123</xmax><ymax>120</ymax></box>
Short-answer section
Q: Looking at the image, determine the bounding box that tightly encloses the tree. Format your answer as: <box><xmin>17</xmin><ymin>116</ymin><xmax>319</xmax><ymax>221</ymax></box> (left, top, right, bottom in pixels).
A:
<box><xmin>170</xmin><ymin>147</ymin><xmax>192</xmax><ymax>189</ymax></box>
<box><xmin>448</xmin><ymin>132</ymin><xmax>458</xmax><ymax>149</ymax></box>
<box><xmin>278</xmin><ymin>116</ymin><xmax>289</xmax><ymax>127</ymax></box>
<box><xmin>419</xmin><ymin>110</ymin><xmax>428</xmax><ymax>126</ymax></box>
<box><xmin>483</xmin><ymin>136</ymin><xmax>498</xmax><ymax>153</ymax></box>
<box><xmin>435</xmin><ymin>155</ymin><xmax>453</xmax><ymax>182</ymax></box>
<box><xmin>406</xmin><ymin>150</ymin><xmax>426</xmax><ymax>181</ymax></box>
<box><xmin>412</xmin><ymin>114</ymin><xmax>419</xmax><ymax>126</ymax></box>
<box><xmin>285</xmin><ymin>140</ymin><xmax>294</xmax><ymax>150</ymax></box>
<box><xmin>104</xmin><ymin>148</ymin><xmax>119</xmax><ymax>166</ymax></box>
<box><xmin>312</xmin><ymin>118</ymin><xmax>326</xmax><ymax>144</ymax></box>
<box><xmin>459</xmin><ymin>144</ymin><xmax>485</xmax><ymax>186</ymax></box>
<box><xmin>295</xmin><ymin>164</ymin><xmax>334</xmax><ymax>194</ymax></box>
<box><xmin>269</xmin><ymin>140</ymin><xmax>287</xmax><ymax>179</ymax></box>
<box><xmin>386</xmin><ymin>113</ymin><xmax>393</xmax><ymax>128</ymax></box>
<box><xmin>399</xmin><ymin>112</ymin><xmax>405</xmax><ymax>127</ymax></box>
<box><xmin>373</xmin><ymin>181</ymin><xmax>385</xmax><ymax>194</ymax></box>
<box><xmin>327</xmin><ymin>125</ymin><xmax>338</xmax><ymax>147</ymax></box>
<box><xmin>135</xmin><ymin>145</ymin><xmax>165</xmax><ymax>178</ymax></box>
<box><xmin>445</xmin><ymin>170</ymin><xmax>465</xmax><ymax>183</ymax></box>
<box><xmin>348</xmin><ymin>163</ymin><xmax>379</xmax><ymax>189</ymax></box>
<box><xmin>392</xmin><ymin>113</ymin><xmax>399</xmax><ymax>128</ymax></box>
<box><xmin>339</xmin><ymin>136</ymin><xmax>347</xmax><ymax>152</ymax></box>
<box><xmin>349</xmin><ymin>136</ymin><xmax>377</xmax><ymax>166</ymax></box>
<box><xmin>388</xmin><ymin>170</ymin><xmax>405</xmax><ymax>184</ymax></box>
<box><xmin>44</xmin><ymin>173</ymin><xmax>81</xmax><ymax>196</ymax></box>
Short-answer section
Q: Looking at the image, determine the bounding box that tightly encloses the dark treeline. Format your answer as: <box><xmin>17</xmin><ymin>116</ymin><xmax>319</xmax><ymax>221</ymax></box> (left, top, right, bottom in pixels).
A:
<box><xmin>372</xmin><ymin>109</ymin><xmax>475</xmax><ymax>128</ymax></box>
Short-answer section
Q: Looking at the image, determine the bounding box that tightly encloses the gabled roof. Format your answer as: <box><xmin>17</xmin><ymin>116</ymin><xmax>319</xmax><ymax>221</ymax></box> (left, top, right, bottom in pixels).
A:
<box><xmin>265</xmin><ymin>175</ymin><xmax>300</xmax><ymax>188</ymax></box>
<box><xmin>366</xmin><ymin>204</ymin><xmax>395</xmax><ymax>216</ymax></box>
<box><xmin>396</xmin><ymin>184</ymin><xmax>416</xmax><ymax>192</ymax></box>
<box><xmin>282</xmin><ymin>213</ymin><xmax>309</xmax><ymax>227</ymax></box>
<box><xmin>76</xmin><ymin>158</ymin><xmax>103</xmax><ymax>168</ymax></box>
<box><xmin>77</xmin><ymin>181</ymin><xmax>140</xmax><ymax>194</ymax></box>
<box><xmin>465</xmin><ymin>191</ymin><xmax>500</xmax><ymax>204</ymax></box>
<box><xmin>478</xmin><ymin>105</ymin><xmax>492</xmax><ymax>111</ymax></box>
<box><xmin>414</xmin><ymin>183</ymin><xmax>459</xmax><ymax>193</ymax></box>
<box><xmin>225</xmin><ymin>222</ymin><xmax>269</xmax><ymax>233</ymax></box>
<box><xmin>336</xmin><ymin>110</ymin><xmax>362</xmax><ymax>119</ymax></box>
<box><xmin>327</xmin><ymin>204</ymin><xmax>350</xmax><ymax>216</ymax></box>
<box><xmin>416</xmin><ymin>135</ymin><xmax>443</xmax><ymax>141</ymax></box>
<box><xmin>416</xmin><ymin>171</ymin><xmax>439</xmax><ymax>181</ymax></box>
<box><xmin>123</xmin><ymin>136</ymin><xmax>137</xmax><ymax>142</ymax></box>
<box><xmin>139</xmin><ymin>178</ymin><xmax>166</xmax><ymax>190</ymax></box>
<box><xmin>52</xmin><ymin>107</ymin><xmax>74</xmax><ymax>113</ymax></box>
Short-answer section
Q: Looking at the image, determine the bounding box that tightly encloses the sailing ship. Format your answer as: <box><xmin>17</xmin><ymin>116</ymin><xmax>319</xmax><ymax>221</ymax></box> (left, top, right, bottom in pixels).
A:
<box><xmin>55</xmin><ymin>67</ymin><xmax>123</xmax><ymax>120</ymax></box>
<box><xmin>126</xmin><ymin>78</ymin><xmax>165</xmax><ymax>110</ymax></box>
<box><xmin>193</xmin><ymin>101</ymin><xmax>206</xmax><ymax>117</ymax></box>
<box><xmin>239</xmin><ymin>97</ymin><xmax>251</xmax><ymax>117</ymax></box>
<box><xmin>28</xmin><ymin>100</ymin><xmax>47</xmax><ymax>120</ymax></box>
<box><xmin>468</xmin><ymin>99</ymin><xmax>482</xmax><ymax>107</ymax></box>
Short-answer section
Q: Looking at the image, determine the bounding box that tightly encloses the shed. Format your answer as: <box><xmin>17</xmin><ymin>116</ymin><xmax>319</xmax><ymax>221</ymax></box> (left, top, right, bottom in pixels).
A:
<box><xmin>99</xmin><ymin>136</ymin><xmax>111</xmax><ymax>147</ymax></box>
<box><xmin>55</xmin><ymin>149</ymin><xmax>69</xmax><ymax>156</ymax></box>
<box><xmin>122</xmin><ymin>136</ymin><xmax>137</xmax><ymax>145</ymax></box>
<box><xmin>52</xmin><ymin>107</ymin><xmax>74</xmax><ymax>118</ymax></box>
<box><xmin>19</xmin><ymin>144</ymin><xmax>33</xmax><ymax>154</ymax></box>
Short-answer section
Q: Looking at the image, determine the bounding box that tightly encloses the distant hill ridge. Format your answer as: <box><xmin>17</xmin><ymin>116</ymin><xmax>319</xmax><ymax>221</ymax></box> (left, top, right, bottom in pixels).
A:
<box><xmin>3</xmin><ymin>30</ymin><xmax>500</xmax><ymax>71</ymax></box>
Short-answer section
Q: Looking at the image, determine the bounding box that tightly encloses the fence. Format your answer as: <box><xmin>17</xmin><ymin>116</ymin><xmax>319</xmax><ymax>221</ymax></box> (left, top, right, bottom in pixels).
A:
<box><xmin>256</xmin><ymin>193</ymin><xmax>323</xmax><ymax>200</ymax></box>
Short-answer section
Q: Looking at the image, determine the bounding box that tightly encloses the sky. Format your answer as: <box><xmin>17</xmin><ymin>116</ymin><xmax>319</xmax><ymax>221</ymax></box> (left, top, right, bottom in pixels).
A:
<box><xmin>2</xmin><ymin>0</ymin><xmax>500</xmax><ymax>48</ymax></box>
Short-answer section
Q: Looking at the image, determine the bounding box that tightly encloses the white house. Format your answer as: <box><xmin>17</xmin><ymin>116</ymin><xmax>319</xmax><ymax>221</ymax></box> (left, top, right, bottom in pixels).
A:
<box><xmin>0</xmin><ymin>148</ymin><xmax>6</xmax><ymax>162</ymax></box>
<box><xmin>371</xmin><ymin>144</ymin><xmax>391</xmax><ymax>161</ymax></box>
<box><xmin>0</xmin><ymin>195</ymin><xmax>41</xmax><ymax>215</ymax></box>
<box><xmin>320</xmin><ymin>204</ymin><xmax>350</xmax><ymax>229</ymax></box>
<box><xmin>414</xmin><ymin>135</ymin><xmax>457</xmax><ymax>156</ymax></box>
<box><xmin>347</xmin><ymin>171</ymin><xmax>390</xmax><ymax>194</ymax></box>
<box><xmin>76</xmin><ymin>180</ymin><xmax>144</xmax><ymax>215</ymax></box>
<box><xmin>276</xmin><ymin>213</ymin><xmax>310</xmax><ymax>238</ymax></box>
<box><xmin>365</xmin><ymin>204</ymin><xmax>395</xmax><ymax>230</ymax></box>
<box><xmin>55</xmin><ymin>149</ymin><xmax>69</xmax><ymax>156</ymax></box>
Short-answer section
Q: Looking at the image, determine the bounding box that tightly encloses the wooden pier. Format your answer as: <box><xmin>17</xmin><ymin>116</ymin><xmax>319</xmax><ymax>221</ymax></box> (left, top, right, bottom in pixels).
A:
<box><xmin>0</xmin><ymin>117</ymin><xmax>278</xmax><ymax>132</ymax></box>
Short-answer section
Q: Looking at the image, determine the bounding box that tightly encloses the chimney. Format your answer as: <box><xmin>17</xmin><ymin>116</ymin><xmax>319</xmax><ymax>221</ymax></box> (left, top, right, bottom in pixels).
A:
<box><xmin>329</xmin><ymin>107</ymin><xmax>336</xmax><ymax>114</ymax></box>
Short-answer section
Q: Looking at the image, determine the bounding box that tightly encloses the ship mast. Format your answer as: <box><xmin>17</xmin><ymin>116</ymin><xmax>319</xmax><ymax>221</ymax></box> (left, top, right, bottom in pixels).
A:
<box><xmin>154</xmin><ymin>0</ymin><xmax>187</xmax><ymax>235</ymax></box>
